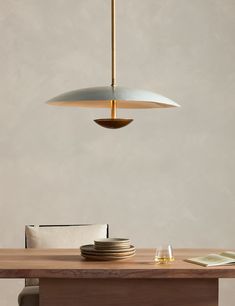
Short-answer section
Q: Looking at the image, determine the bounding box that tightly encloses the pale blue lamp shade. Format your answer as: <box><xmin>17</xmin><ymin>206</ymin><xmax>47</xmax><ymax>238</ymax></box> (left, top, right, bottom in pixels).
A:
<box><xmin>47</xmin><ymin>86</ymin><xmax>180</xmax><ymax>109</ymax></box>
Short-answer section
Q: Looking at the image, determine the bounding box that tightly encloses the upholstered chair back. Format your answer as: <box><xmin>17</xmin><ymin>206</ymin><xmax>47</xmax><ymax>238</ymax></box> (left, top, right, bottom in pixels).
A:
<box><xmin>25</xmin><ymin>224</ymin><xmax>109</xmax><ymax>286</ymax></box>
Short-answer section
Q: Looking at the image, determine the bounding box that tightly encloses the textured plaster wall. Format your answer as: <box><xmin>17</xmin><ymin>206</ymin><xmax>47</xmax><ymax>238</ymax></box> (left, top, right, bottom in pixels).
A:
<box><xmin>0</xmin><ymin>0</ymin><xmax>235</xmax><ymax>305</ymax></box>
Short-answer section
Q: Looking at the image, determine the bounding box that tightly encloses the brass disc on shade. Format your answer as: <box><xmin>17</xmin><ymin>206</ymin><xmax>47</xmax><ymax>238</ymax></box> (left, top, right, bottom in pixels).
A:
<box><xmin>94</xmin><ymin>118</ymin><xmax>133</xmax><ymax>129</ymax></box>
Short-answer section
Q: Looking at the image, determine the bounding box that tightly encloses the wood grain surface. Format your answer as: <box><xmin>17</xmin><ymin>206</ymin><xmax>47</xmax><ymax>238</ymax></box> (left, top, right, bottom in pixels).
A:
<box><xmin>40</xmin><ymin>278</ymin><xmax>218</xmax><ymax>306</ymax></box>
<box><xmin>0</xmin><ymin>248</ymin><xmax>234</xmax><ymax>279</ymax></box>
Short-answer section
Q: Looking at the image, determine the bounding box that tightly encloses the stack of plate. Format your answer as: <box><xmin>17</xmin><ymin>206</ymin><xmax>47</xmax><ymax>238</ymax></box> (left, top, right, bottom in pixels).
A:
<box><xmin>80</xmin><ymin>238</ymin><xmax>135</xmax><ymax>261</ymax></box>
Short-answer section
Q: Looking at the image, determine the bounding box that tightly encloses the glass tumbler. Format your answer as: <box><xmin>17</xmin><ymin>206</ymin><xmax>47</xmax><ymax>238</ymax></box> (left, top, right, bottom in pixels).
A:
<box><xmin>154</xmin><ymin>245</ymin><xmax>175</xmax><ymax>264</ymax></box>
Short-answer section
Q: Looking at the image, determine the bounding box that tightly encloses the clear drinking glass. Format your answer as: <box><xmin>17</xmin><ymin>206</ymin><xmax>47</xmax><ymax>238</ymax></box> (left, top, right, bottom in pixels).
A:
<box><xmin>154</xmin><ymin>245</ymin><xmax>174</xmax><ymax>264</ymax></box>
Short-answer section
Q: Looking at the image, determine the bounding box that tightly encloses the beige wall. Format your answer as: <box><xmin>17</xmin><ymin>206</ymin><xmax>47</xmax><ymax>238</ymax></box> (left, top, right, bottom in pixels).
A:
<box><xmin>0</xmin><ymin>0</ymin><xmax>235</xmax><ymax>305</ymax></box>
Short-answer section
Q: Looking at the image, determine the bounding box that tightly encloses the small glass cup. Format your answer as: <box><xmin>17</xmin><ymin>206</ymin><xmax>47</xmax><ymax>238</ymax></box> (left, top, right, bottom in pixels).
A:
<box><xmin>154</xmin><ymin>245</ymin><xmax>175</xmax><ymax>264</ymax></box>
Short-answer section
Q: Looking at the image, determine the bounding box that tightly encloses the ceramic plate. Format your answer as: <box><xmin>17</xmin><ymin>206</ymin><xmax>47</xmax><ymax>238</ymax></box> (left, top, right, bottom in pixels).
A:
<box><xmin>81</xmin><ymin>253</ymin><xmax>135</xmax><ymax>261</ymax></box>
<box><xmin>95</xmin><ymin>244</ymin><xmax>130</xmax><ymax>250</ymax></box>
<box><xmin>95</xmin><ymin>238</ymin><xmax>130</xmax><ymax>243</ymax></box>
<box><xmin>94</xmin><ymin>238</ymin><xmax>130</xmax><ymax>247</ymax></box>
<box><xmin>81</xmin><ymin>244</ymin><xmax>135</xmax><ymax>254</ymax></box>
<box><xmin>81</xmin><ymin>250</ymin><xmax>136</xmax><ymax>257</ymax></box>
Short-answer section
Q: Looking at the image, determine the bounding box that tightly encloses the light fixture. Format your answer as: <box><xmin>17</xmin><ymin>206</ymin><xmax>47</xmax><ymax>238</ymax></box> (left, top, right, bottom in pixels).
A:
<box><xmin>47</xmin><ymin>0</ymin><xmax>180</xmax><ymax>129</ymax></box>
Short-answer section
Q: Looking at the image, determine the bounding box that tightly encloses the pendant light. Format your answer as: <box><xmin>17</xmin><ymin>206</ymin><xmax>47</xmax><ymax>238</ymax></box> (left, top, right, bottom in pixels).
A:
<box><xmin>47</xmin><ymin>0</ymin><xmax>180</xmax><ymax>129</ymax></box>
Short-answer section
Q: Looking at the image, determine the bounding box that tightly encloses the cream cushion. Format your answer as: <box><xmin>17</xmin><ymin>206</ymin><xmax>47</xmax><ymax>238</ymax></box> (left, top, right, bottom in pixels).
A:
<box><xmin>25</xmin><ymin>224</ymin><xmax>108</xmax><ymax>286</ymax></box>
<box><xmin>26</xmin><ymin>224</ymin><xmax>108</xmax><ymax>248</ymax></box>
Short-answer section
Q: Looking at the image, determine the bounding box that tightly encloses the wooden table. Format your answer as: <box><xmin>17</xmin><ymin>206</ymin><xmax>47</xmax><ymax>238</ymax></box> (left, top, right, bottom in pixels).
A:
<box><xmin>0</xmin><ymin>248</ymin><xmax>235</xmax><ymax>306</ymax></box>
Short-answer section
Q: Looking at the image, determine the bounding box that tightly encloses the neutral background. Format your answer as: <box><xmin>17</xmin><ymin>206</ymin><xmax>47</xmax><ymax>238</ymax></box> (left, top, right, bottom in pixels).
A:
<box><xmin>0</xmin><ymin>0</ymin><xmax>235</xmax><ymax>305</ymax></box>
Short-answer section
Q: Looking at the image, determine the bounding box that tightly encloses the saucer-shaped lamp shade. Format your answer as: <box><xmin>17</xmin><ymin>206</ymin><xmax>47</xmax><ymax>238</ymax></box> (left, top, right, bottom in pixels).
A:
<box><xmin>47</xmin><ymin>86</ymin><xmax>179</xmax><ymax>109</ymax></box>
<box><xmin>47</xmin><ymin>86</ymin><xmax>179</xmax><ymax>129</ymax></box>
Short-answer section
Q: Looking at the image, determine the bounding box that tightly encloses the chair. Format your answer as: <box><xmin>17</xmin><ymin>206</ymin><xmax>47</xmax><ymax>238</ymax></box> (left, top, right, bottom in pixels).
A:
<box><xmin>18</xmin><ymin>224</ymin><xmax>109</xmax><ymax>306</ymax></box>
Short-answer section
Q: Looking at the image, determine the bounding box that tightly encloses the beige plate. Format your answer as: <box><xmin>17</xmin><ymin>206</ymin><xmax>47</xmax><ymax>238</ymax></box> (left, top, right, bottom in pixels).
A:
<box><xmin>95</xmin><ymin>244</ymin><xmax>130</xmax><ymax>250</ymax></box>
<box><xmin>81</xmin><ymin>251</ymin><xmax>135</xmax><ymax>257</ymax></box>
<box><xmin>95</xmin><ymin>238</ymin><xmax>130</xmax><ymax>243</ymax></box>
<box><xmin>81</xmin><ymin>253</ymin><xmax>135</xmax><ymax>261</ymax></box>
<box><xmin>81</xmin><ymin>244</ymin><xmax>135</xmax><ymax>254</ymax></box>
<box><xmin>94</xmin><ymin>238</ymin><xmax>130</xmax><ymax>245</ymax></box>
<box><xmin>81</xmin><ymin>250</ymin><xmax>136</xmax><ymax>257</ymax></box>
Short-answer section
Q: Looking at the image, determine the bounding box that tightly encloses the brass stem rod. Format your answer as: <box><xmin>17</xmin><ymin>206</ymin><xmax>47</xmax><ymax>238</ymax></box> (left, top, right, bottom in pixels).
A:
<box><xmin>111</xmin><ymin>100</ymin><xmax>117</xmax><ymax>119</ymax></box>
<box><xmin>111</xmin><ymin>0</ymin><xmax>116</xmax><ymax>87</ymax></box>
